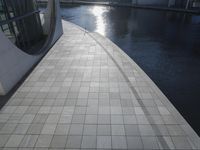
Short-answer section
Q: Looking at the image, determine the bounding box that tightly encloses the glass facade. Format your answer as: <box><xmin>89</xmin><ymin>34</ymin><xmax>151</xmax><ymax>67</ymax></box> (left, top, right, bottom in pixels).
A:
<box><xmin>0</xmin><ymin>0</ymin><xmax>45</xmax><ymax>54</ymax></box>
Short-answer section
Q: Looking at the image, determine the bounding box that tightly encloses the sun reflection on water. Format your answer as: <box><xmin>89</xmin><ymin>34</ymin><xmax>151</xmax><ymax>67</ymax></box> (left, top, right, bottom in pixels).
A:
<box><xmin>90</xmin><ymin>6</ymin><xmax>108</xmax><ymax>36</ymax></box>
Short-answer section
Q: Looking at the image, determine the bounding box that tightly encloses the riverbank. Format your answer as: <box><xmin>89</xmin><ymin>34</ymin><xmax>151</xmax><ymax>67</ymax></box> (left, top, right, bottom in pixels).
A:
<box><xmin>38</xmin><ymin>0</ymin><xmax>200</xmax><ymax>14</ymax></box>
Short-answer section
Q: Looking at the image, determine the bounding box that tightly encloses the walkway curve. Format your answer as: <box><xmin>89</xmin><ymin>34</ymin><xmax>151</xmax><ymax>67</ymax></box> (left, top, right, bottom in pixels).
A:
<box><xmin>0</xmin><ymin>20</ymin><xmax>199</xmax><ymax>149</ymax></box>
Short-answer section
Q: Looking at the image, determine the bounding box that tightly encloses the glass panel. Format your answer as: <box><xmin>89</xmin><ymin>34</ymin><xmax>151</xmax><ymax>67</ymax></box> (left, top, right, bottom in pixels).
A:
<box><xmin>4</xmin><ymin>0</ymin><xmax>37</xmax><ymax>18</ymax></box>
<box><xmin>0</xmin><ymin>0</ymin><xmax>46</xmax><ymax>54</ymax></box>
<box><xmin>0</xmin><ymin>0</ymin><xmax>6</xmax><ymax>21</ymax></box>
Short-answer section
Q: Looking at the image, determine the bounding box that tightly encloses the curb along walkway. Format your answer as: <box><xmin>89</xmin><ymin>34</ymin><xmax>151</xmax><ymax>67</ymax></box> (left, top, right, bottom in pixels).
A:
<box><xmin>0</xmin><ymin>20</ymin><xmax>199</xmax><ymax>149</ymax></box>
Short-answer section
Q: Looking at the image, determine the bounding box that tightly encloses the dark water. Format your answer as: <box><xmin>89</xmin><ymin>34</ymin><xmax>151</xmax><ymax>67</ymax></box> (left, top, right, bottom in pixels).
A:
<box><xmin>60</xmin><ymin>4</ymin><xmax>200</xmax><ymax>135</ymax></box>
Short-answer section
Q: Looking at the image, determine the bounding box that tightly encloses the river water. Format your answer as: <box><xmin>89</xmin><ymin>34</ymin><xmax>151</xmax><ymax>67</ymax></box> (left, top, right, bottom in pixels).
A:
<box><xmin>59</xmin><ymin>4</ymin><xmax>200</xmax><ymax>135</ymax></box>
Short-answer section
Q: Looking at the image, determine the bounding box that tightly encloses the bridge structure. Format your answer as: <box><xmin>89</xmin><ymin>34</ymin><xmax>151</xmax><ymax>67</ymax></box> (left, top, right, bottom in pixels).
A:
<box><xmin>0</xmin><ymin>0</ymin><xmax>199</xmax><ymax>149</ymax></box>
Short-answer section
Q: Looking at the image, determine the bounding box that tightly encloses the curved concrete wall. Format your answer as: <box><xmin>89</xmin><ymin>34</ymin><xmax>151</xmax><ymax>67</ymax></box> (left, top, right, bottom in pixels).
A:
<box><xmin>0</xmin><ymin>0</ymin><xmax>63</xmax><ymax>95</ymax></box>
<box><xmin>44</xmin><ymin>0</ymin><xmax>63</xmax><ymax>45</ymax></box>
<box><xmin>0</xmin><ymin>31</ymin><xmax>39</xmax><ymax>95</ymax></box>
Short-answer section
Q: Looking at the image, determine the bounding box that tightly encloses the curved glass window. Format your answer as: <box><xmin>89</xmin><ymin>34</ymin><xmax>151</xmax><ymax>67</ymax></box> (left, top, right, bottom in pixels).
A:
<box><xmin>0</xmin><ymin>0</ymin><xmax>46</xmax><ymax>54</ymax></box>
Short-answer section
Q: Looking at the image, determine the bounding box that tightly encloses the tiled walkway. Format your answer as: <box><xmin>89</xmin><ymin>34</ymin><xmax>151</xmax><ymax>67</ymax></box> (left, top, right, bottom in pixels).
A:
<box><xmin>0</xmin><ymin>21</ymin><xmax>199</xmax><ymax>149</ymax></box>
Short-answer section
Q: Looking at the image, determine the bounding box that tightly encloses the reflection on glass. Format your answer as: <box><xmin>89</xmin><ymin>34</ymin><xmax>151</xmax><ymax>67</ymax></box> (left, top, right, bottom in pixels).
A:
<box><xmin>90</xmin><ymin>6</ymin><xmax>108</xmax><ymax>36</ymax></box>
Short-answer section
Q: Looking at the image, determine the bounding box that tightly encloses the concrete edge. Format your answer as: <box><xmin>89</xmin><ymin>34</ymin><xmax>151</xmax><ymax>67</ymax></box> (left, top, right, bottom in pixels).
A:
<box><xmin>91</xmin><ymin>32</ymin><xmax>200</xmax><ymax>148</ymax></box>
<box><xmin>63</xmin><ymin>20</ymin><xmax>200</xmax><ymax>148</ymax></box>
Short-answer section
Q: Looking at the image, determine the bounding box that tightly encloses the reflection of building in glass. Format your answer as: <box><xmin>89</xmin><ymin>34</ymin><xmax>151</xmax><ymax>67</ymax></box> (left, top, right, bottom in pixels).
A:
<box><xmin>0</xmin><ymin>0</ymin><xmax>45</xmax><ymax>54</ymax></box>
<box><xmin>0</xmin><ymin>0</ymin><xmax>62</xmax><ymax>96</ymax></box>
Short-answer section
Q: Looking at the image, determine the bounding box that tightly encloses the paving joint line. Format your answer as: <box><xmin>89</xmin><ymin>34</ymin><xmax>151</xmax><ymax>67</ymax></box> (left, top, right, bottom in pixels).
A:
<box><xmin>87</xmin><ymin>32</ymin><xmax>171</xmax><ymax>149</ymax></box>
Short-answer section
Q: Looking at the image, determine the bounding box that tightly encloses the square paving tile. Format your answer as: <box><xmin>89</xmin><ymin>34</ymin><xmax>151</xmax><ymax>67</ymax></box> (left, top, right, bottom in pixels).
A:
<box><xmin>72</xmin><ymin>115</ymin><xmax>85</xmax><ymax>124</ymax></box>
<box><xmin>138</xmin><ymin>125</ymin><xmax>155</xmax><ymax>136</ymax></box>
<box><xmin>98</xmin><ymin>115</ymin><xmax>111</xmax><ymax>124</ymax></box>
<box><xmin>127</xmin><ymin>136</ymin><xmax>143</xmax><ymax>149</ymax></box>
<box><xmin>111</xmin><ymin>115</ymin><xmax>124</xmax><ymax>124</ymax></box>
<box><xmin>171</xmin><ymin>136</ymin><xmax>192</xmax><ymax>149</ymax></box>
<box><xmin>46</xmin><ymin>115</ymin><xmax>60</xmax><ymax>123</ymax></box>
<box><xmin>20</xmin><ymin>115</ymin><xmax>35</xmax><ymax>124</ymax></box>
<box><xmin>27</xmin><ymin>124</ymin><xmax>44</xmax><ymax>134</ymax></box>
<box><xmin>123</xmin><ymin>115</ymin><xmax>137</xmax><ymax>124</ymax></box>
<box><xmin>98</xmin><ymin>107</ymin><xmax>110</xmax><ymax>114</ymax></box>
<box><xmin>69</xmin><ymin>124</ymin><xmax>83</xmax><ymax>135</ymax></box>
<box><xmin>0</xmin><ymin>123</ymin><xmax>17</xmax><ymax>134</ymax></box>
<box><xmin>83</xmin><ymin>124</ymin><xmax>97</xmax><ymax>135</ymax></box>
<box><xmin>41</xmin><ymin>124</ymin><xmax>56</xmax><ymax>135</ymax></box>
<box><xmin>111</xmin><ymin>125</ymin><xmax>125</xmax><ymax>135</ymax></box>
<box><xmin>0</xmin><ymin>135</ymin><xmax>10</xmax><ymax>147</ymax></box>
<box><xmin>33</xmin><ymin>114</ymin><xmax>48</xmax><ymax>123</ymax></box>
<box><xmin>124</xmin><ymin>124</ymin><xmax>140</xmax><ymax>136</ymax></box>
<box><xmin>141</xmin><ymin>136</ymin><xmax>160</xmax><ymax>149</ymax></box>
<box><xmin>97</xmin><ymin>125</ymin><xmax>111</xmax><ymax>135</ymax></box>
<box><xmin>20</xmin><ymin>135</ymin><xmax>38</xmax><ymax>147</ymax></box>
<box><xmin>66</xmin><ymin>135</ymin><xmax>82</xmax><ymax>149</ymax></box>
<box><xmin>112</xmin><ymin>136</ymin><xmax>127</xmax><ymax>149</ymax></box>
<box><xmin>50</xmin><ymin>135</ymin><xmax>67</xmax><ymax>148</ymax></box>
<box><xmin>81</xmin><ymin>136</ymin><xmax>96</xmax><ymax>148</ymax></box>
<box><xmin>85</xmin><ymin>115</ymin><xmax>97</xmax><ymax>124</ymax></box>
<box><xmin>35</xmin><ymin>135</ymin><xmax>53</xmax><ymax>148</ymax></box>
<box><xmin>5</xmin><ymin>135</ymin><xmax>24</xmax><ymax>147</ymax></box>
<box><xmin>59</xmin><ymin>115</ymin><xmax>72</xmax><ymax>124</ymax></box>
<box><xmin>55</xmin><ymin>124</ymin><xmax>70</xmax><ymax>135</ymax></box>
<box><xmin>97</xmin><ymin>136</ymin><xmax>112</xmax><ymax>149</ymax></box>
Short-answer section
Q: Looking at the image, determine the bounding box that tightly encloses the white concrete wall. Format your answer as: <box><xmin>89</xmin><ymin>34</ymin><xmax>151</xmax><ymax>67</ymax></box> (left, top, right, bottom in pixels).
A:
<box><xmin>0</xmin><ymin>31</ymin><xmax>40</xmax><ymax>95</ymax></box>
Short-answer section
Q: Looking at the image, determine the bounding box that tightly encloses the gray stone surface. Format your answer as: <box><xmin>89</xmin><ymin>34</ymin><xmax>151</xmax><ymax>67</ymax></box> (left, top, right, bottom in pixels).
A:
<box><xmin>20</xmin><ymin>135</ymin><xmax>38</xmax><ymax>147</ymax></box>
<box><xmin>97</xmin><ymin>136</ymin><xmax>112</xmax><ymax>149</ymax></box>
<box><xmin>50</xmin><ymin>135</ymin><xmax>67</xmax><ymax>148</ymax></box>
<box><xmin>35</xmin><ymin>135</ymin><xmax>53</xmax><ymax>148</ymax></box>
<box><xmin>81</xmin><ymin>136</ymin><xmax>96</xmax><ymax>148</ymax></box>
<box><xmin>0</xmin><ymin>20</ymin><xmax>199</xmax><ymax>149</ymax></box>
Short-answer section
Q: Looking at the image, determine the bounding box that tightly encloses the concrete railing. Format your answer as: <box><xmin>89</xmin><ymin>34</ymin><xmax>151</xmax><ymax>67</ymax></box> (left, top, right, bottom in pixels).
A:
<box><xmin>0</xmin><ymin>0</ymin><xmax>63</xmax><ymax>95</ymax></box>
